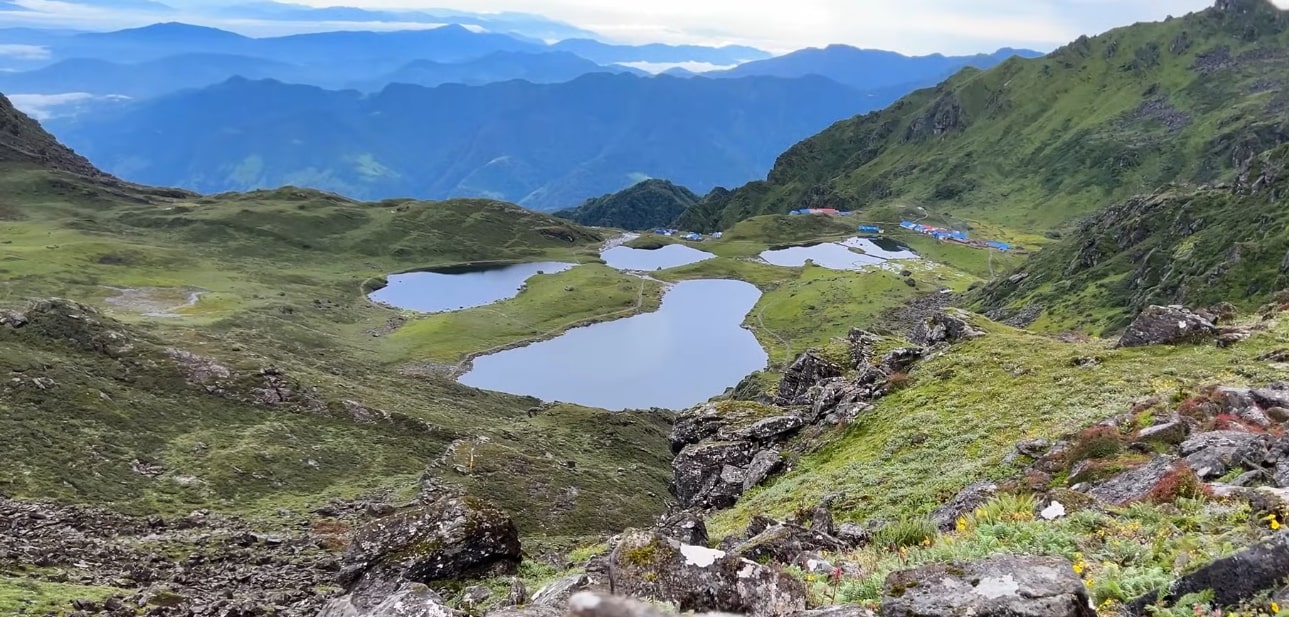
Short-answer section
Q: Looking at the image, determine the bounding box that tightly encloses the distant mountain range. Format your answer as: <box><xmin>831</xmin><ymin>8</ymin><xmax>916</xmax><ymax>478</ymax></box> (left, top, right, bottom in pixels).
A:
<box><xmin>554</xmin><ymin>179</ymin><xmax>700</xmax><ymax>230</ymax></box>
<box><xmin>43</xmin><ymin>73</ymin><xmax>873</xmax><ymax>210</ymax></box>
<box><xmin>711</xmin><ymin>45</ymin><xmax>1045</xmax><ymax>90</ymax></box>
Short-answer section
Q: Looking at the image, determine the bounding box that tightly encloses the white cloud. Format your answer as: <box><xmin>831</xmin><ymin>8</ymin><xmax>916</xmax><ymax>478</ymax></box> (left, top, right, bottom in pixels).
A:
<box><xmin>0</xmin><ymin>44</ymin><xmax>51</xmax><ymax>60</ymax></box>
<box><xmin>5</xmin><ymin>0</ymin><xmax>1289</xmax><ymax>55</ymax></box>
<box><xmin>6</xmin><ymin>92</ymin><xmax>131</xmax><ymax>120</ymax></box>
<box><xmin>615</xmin><ymin>61</ymin><xmax>738</xmax><ymax>74</ymax></box>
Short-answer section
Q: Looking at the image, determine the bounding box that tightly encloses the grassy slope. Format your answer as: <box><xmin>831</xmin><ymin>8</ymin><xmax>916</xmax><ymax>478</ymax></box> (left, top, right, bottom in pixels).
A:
<box><xmin>711</xmin><ymin>313</ymin><xmax>1289</xmax><ymax>532</ymax></box>
<box><xmin>677</xmin><ymin>1</ymin><xmax>1289</xmax><ymax>237</ymax></box>
<box><xmin>0</xmin><ymin>166</ymin><xmax>676</xmax><ymax>538</ymax></box>
<box><xmin>972</xmin><ymin>144</ymin><xmax>1289</xmax><ymax>334</ymax></box>
<box><xmin>552</xmin><ymin>179</ymin><xmax>700</xmax><ymax>231</ymax></box>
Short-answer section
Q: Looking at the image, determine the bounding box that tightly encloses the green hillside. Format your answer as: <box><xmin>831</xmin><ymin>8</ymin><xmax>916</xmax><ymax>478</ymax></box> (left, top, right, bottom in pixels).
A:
<box><xmin>0</xmin><ymin>91</ymin><xmax>674</xmax><ymax>539</ymax></box>
<box><xmin>678</xmin><ymin>0</ymin><xmax>1289</xmax><ymax>235</ymax></box>
<box><xmin>972</xmin><ymin>143</ymin><xmax>1289</xmax><ymax>334</ymax></box>
<box><xmin>553</xmin><ymin>178</ymin><xmax>699</xmax><ymax>230</ymax></box>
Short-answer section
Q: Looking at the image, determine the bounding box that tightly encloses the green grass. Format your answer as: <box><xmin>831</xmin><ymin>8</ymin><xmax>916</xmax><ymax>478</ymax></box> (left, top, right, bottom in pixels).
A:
<box><xmin>0</xmin><ymin>169</ymin><xmax>675</xmax><ymax>539</ymax></box>
<box><xmin>678</xmin><ymin>3</ymin><xmax>1289</xmax><ymax>240</ymax></box>
<box><xmin>387</xmin><ymin>264</ymin><xmax>664</xmax><ymax>365</ymax></box>
<box><xmin>0</xmin><ymin>578</ymin><xmax>126</xmax><ymax>616</ymax></box>
<box><xmin>710</xmin><ymin>312</ymin><xmax>1289</xmax><ymax>537</ymax></box>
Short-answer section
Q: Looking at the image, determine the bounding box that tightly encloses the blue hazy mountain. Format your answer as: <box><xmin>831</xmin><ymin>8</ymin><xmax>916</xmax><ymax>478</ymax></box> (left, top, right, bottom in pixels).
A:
<box><xmin>0</xmin><ymin>53</ymin><xmax>297</xmax><ymax>97</ymax></box>
<box><xmin>710</xmin><ymin>44</ymin><xmax>1045</xmax><ymax>90</ymax></box>
<box><xmin>46</xmin><ymin>73</ymin><xmax>874</xmax><ymax>210</ymax></box>
<box><xmin>551</xmin><ymin>39</ymin><xmax>771</xmax><ymax>65</ymax></box>
<box><xmin>354</xmin><ymin>51</ymin><xmax>644</xmax><ymax>91</ymax></box>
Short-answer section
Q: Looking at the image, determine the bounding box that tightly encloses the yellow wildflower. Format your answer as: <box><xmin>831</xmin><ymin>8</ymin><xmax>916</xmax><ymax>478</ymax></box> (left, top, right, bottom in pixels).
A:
<box><xmin>922</xmin><ymin>537</ymin><xmax>932</xmax><ymax>547</ymax></box>
<box><xmin>1072</xmin><ymin>562</ymin><xmax>1085</xmax><ymax>575</ymax></box>
<box><xmin>1263</xmin><ymin>513</ymin><xmax>1282</xmax><ymax>531</ymax></box>
<box><xmin>956</xmin><ymin>517</ymin><xmax>968</xmax><ymax>532</ymax></box>
<box><xmin>1271</xmin><ymin>602</ymin><xmax>1280</xmax><ymax>614</ymax></box>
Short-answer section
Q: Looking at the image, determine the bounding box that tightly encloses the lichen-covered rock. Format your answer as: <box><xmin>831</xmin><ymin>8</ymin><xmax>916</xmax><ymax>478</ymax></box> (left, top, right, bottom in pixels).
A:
<box><xmin>929</xmin><ymin>481</ymin><xmax>997</xmax><ymax>531</ymax></box>
<box><xmin>671</xmin><ymin>441</ymin><xmax>758</xmax><ymax>509</ymax></box>
<box><xmin>317</xmin><ymin>584</ymin><xmax>454</xmax><ymax>617</ymax></box>
<box><xmin>339</xmin><ymin>497</ymin><xmax>521</xmax><ymax>608</ymax></box>
<box><xmin>724</xmin><ymin>416</ymin><xmax>806</xmax><ymax>443</ymax></box>
<box><xmin>607</xmin><ymin>530</ymin><xmax>807</xmax><ymax>617</ymax></box>
<box><xmin>1086</xmin><ymin>456</ymin><xmax>1177</xmax><ymax>505</ymax></box>
<box><xmin>909</xmin><ymin>310</ymin><xmax>985</xmax><ymax>348</ymax></box>
<box><xmin>529</xmin><ymin>574</ymin><xmax>591</xmax><ymax>608</ymax></box>
<box><xmin>1134</xmin><ymin>418</ymin><xmax>1190</xmax><ymax>446</ymax></box>
<box><xmin>730</xmin><ymin>523</ymin><xmax>848</xmax><ymax>564</ymax></box>
<box><xmin>880</xmin><ymin>555</ymin><xmax>1094</xmax><ymax>617</ymax></box>
<box><xmin>1127</xmin><ymin>532</ymin><xmax>1289</xmax><ymax>614</ymax></box>
<box><xmin>656</xmin><ymin>509</ymin><xmax>710</xmax><ymax>547</ymax></box>
<box><xmin>877</xmin><ymin>348</ymin><xmax>924</xmax><ymax>375</ymax></box>
<box><xmin>1180</xmin><ymin>431</ymin><xmax>1270</xmax><ymax>479</ymax></box>
<box><xmin>793</xmin><ymin>607</ymin><xmax>876</xmax><ymax>617</ymax></box>
<box><xmin>670</xmin><ymin>404</ymin><xmax>729</xmax><ymax>454</ymax></box>
<box><xmin>847</xmin><ymin>328</ymin><xmax>882</xmax><ymax>368</ymax></box>
<box><xmin>567</xmin><ymin>591</ymin><xmax>744</xmax><ymax>617</ymax></box>
<box><xmin>1116</xmin><ymin>305</ymin><xmax>1217</xmax><ymax>348</ymax></box>
<box><xmin>775</xmin><ymin>351</ymin><xmax>844</xmax><ymax>406</ymax></box>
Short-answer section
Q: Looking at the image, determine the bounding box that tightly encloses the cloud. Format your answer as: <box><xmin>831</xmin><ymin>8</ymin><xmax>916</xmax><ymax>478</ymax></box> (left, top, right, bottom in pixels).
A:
<box><xmin>0</xmin><ymin>44</ymin><xmax>51</xmax><ymax>60</ymax></box>
<box><xmin>6</xmin><ymin>92</ymin><xmax>131</xmax><ymax>120</ymax></box>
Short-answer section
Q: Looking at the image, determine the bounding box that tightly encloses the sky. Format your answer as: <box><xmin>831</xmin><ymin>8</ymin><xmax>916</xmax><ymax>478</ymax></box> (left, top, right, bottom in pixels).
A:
<box><xmin>2</xmin><ymin>0</ymin><xmax>1285</xmax><ymax>55</ymax></box>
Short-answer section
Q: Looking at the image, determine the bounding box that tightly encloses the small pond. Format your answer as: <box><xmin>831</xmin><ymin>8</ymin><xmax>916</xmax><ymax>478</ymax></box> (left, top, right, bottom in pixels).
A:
<box><xmin>457</xmin><ymin>279</ymin><xmax>767</xmax><ymax>410</ymax></box>
<box><xmin>369</xmin><ymin>262</ymin><xmax>574</xmax><ymax>313</ymax></box>
<box><xmin>601</xmin><ymin>244</ymin><xmax>715</xmax><ymax>271</ymax></box>
<box><xmin>759</xmin><ymin>237</ymin><xmax>919</xmax><ymax>270</ymax></box>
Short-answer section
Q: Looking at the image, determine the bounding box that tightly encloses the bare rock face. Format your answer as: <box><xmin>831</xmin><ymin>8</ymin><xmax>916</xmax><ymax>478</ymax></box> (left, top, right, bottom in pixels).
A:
<box><xmin>607</xmin><ymin>530</ymin><xmax>807</xmax><ymax>617</ymax></box>
<box><xmin>880</xmin><ymin>555</ymin><xmax>1094</xmax><ymax>617</ymax></box>
<box><xmin>775</xmin><ymin>351</ymin><xmax>844</xmax><ymax>406</ymax></box>
<box><xmin>338</xmin><ymin>497</ymin><xmax>521</xmax><ymax>609</ymax></box>
<box><xmin>1086</xmin><ymin>456</ymin><xmax>1178</xmax><ymax>505</ymax></box>
<box><xmin>909</xmin><ymin>310</ymin><xmax>985</xmax><ymax>348</ymax></box>
<box><xmin>1116</xmin><ymin>305</ymin><xmax>1217</xmax><ymax>348</ymax></box>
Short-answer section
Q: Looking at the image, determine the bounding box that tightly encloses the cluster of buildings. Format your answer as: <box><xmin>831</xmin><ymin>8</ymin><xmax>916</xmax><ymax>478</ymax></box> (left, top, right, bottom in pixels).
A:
<box><xmin>651</xmin><ymin>229</ymin><xmax>723</xmax><ymax>241</ymax></box>
<box><xmin>899</xmin><ymin>221</ymin><xmax>1013</xmax><ymax>252</ymax></box>
<box><xmin>788</xmin><ymin>208</ymin><xmax>852</xmax><ymax>216</ymax></box>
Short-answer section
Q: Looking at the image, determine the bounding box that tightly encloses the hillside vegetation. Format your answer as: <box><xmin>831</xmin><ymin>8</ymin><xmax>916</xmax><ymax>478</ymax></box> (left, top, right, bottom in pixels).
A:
<box><xmin>0</xmin><ymin>92</ymin><xmax>675</xmax><ymax>539</ymax></box>
<box><xmin>678</xmin><ymin>0</ymin><xmax>1289</xmax><ymax>235</ymax></box>
<box><xmin>553</xmin><ymin>179</ymin><xmax>699</xmax><ymax>230</ymax></box>
<box><xmin>974</xmin><ymin>144</ymin><xmax>1289</xmax><ymax>334</ymax></box>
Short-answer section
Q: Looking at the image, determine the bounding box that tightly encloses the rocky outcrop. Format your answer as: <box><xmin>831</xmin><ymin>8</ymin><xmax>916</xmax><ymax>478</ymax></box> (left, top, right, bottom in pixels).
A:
<box><xmin>607</xmin><ymin>530</ymin><xmax>808</xmax><ymax>617</ymax></box>
<box><xmin>1127</xmin><ymin>532</ymin><xmax>1289</xmax><ymax>614</ymax></box>
<box><xmin>1180</xmin><ymin>431</ymin><xmax>1272</xmax><ymax>479</ymax></box>
<box><xmin>929</xmin><ymin>481</ymin><xmax>998</xmax><ymax>531</ymax></box>
<box><xmin>1085</xmin><ymin>456</ymin><xmax>1179</xmax><ymax>505</ymax></box>
<box><xmin>338</xmin><ymin>496</ymin><xmax>521</xmax><ymax>609</ymax></box>
<box><xmin>880</xmin><ymin>555</ymin><xmax>1095</xmax><ymax>617</ymax></box>
<box><xmin>1116</xmin><ymin>305</ymin><xmax>1218</xmax><ymax>348</ymax></box>
<box><xmin>909</xmin><ymin>310</ymin><xmax>986</xmax><ymax>348</ymax></box>
<box><xmin>775</xmin><ymin>352</ymin><xmax>844</xmax><ymax>406</ymax></box>
<box><xmin>317</xmin><ymin>585</ymin><xmax>454</xmax><ymax>617</ymax></box>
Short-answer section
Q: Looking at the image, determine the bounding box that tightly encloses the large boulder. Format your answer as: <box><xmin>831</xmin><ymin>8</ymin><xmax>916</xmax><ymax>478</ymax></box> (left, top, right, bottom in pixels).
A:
<box><xmin>567</xmin><ymin>592</ymin><xmax>744</xmax><ymax>617</ymax></box>
<box><xmin>1180</xmin><ymin>431</ymin><xmax>1271</xmax><ymax>479</ymax></box>
<box><xmin>730</xmin><ymin>522</ymin><xmax>848</xmax><ymax>564</ymax></box>
<box><xmin>1127</xmin><ymin>532</ymin><xmax>1289</xmax><ymax>613</ymax></box>
<box><xmin>316</xmin><ymin>585</ymin><xmax>453</xmax><ymax>617</ymax></box>
<box><xmin>776</xmin><ymin>351</ymin><xmax>844</xmax><ymax>406</ymax></box>
<box><xmin>656</xmin><ymin>510</ymin><xmax>710</xmax><ymax>547</ymax></box>
<box><xmin>929</xmin><ymin>481</ymin><xmax>998</xmax><ymax>531</ymax></box>
<box><xmin>1116</xmin><ymin>305</ymin><xmax>1217</xmax><ymax>348</ymax></box>
<box><xmin>671</xmin><ymin>441</ymin><xmax>759</xmax><ymax>509</ymax></box>
<box><xmin>1086</xmin><ymin>456</ymin><xmax>1177</xmax><ymax>505</ymax></box>
<box><xmin>608</xmin><ymin>530</ymin><xmax>808</xmax><ymax>617</ymax></box>
<box><xmin>909</xmin><ymin>310</ymin><xmax>985</xmax><ymax>348</ymax></box>
<box><xmin>339</xmin><ymin>497</ymin><xmax>521</xmax><ymax>608</ymax></box>
<box><xmin>880</xmin><ymin>555</ymin><xmax>1094</xmax><ymax>617</ymax></box>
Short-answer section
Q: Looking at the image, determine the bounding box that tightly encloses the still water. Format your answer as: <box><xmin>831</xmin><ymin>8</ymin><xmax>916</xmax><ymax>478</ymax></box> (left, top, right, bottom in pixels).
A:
<box><xmin>458</xmin><ymin>279</ymin><xmax>767</xmax><ymax>410</ymax></box>
<box><xmin>601</xmin><ymin>244</ymin><xmax>715</xmax><ymax>271</ymax></box>
<box><xmin>369</xmin><ymin>262</ymin><xmax>574</xmax><ymax>313</ymax></box>
<box><xmin>759</xmin><ymin>237</ymin><xmax>918</xmax><ymax>270</ymax></box>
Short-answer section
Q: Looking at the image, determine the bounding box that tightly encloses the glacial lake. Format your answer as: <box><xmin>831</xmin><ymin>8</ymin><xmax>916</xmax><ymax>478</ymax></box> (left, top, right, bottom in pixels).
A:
<box><xmin>759</xmin><ymin>237</ymin><xmax>919</xmax><ymax>270</ymax></box>
<box><xmin>369</xmin><ymin>262</ymin><xmax>574</xmax><ymax>313</ymax></box>
<box><xmin>601</xmin><ymin>244</ymin><xmax>715</xmax><ymax>271</ymax></box>
<box><xmin>457</xmin><ymin>279</ymin><xmax>767</xmax><ymax>410</ymax></box>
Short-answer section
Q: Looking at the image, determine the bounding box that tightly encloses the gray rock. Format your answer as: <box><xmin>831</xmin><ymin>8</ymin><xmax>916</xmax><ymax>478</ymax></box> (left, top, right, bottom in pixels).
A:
<box><xmin>909</xmin><ymin>310</ymin><xmax>986</xmax><ymax>348</ymax></box>
<box><xmin>793</xmin><ymin>607</ymin><xmax>875</xmax><ymax>617</ymax></box>
<box><xmin>1277</xmin><ymin>461</ymin><xmax>1289</xmax><ymax>488</ymax></box>
<box><xmin>1181</xmin><ymin>431</ymin><xmax>1270</xmax><ymax>479</ymax></box>
<box><xmin>319</xmin><ymin>585</ymin><xmax>454</xmax><ymax>617</ymax></box>
<box><xmin>727</xmin><ymin>416</ymin><xmax>806</xmax><ymax>443</ymax></box>
<box><xmin>776</xmin><ymin>351</ymin><xmax>844</xmax><ymax>406</ymax></box>
<box><xmin>1213</xmin><ymin>387</ymin><xmax>1275</xmax><ymax>428</ymax></box>
<box><xmin>1251</xmin><ymin>385</ymin><xmax>1289</xmax><ymax>411</ymax></box>
<box><xmin>567</xmin><ymin>591</ymin><xmax>743</xmax><ymax>617</ymax></box>
<box><xmin>1014</xmin><ymin>439</ymin><xmax>1053</xmax><ymax>458</ymax></box>
<box><xmin>339</xmin><ymin>497</ymin><xmax>521</xmax><ymax>608</ymax></box>
<box><xmin>834</xmin><ymin>522</ymin><xmax>872</xmax><ymax>548</ymax></box>
<box><xmin>1087</xmin><ymin>456</ymin><xmax>1177</xmax><ymax>505</ymax></box>
<box><xmin>530</xmin><ymin>574</ymin><xmax>590</xmax><ymax>607</ymax></box>
<box><xmin>1127</xmin><ymin>532</ymin><xmax>1289</xmax><ymax>614</ymax></box>
<box><xmin>607</xmin><ymin>530</ymin><xmax>807</xmax><ymax>617</ymax></box>
<box><xmin>670</xmin><ymin>404</ymin><xmax>730</xmax><ymax>454</ymax></box>
<box><xmin>880</xmin><ymin>555</ymin><xmax>1094</xmax><ymax>617</ymax></box>
<box><xmin>929</xmin><ymin>481</ymin><xmax>997</xmax><ymax>531</ymax></box>
<box><xmin>1135</xmin><ymin>419</ymin><xmax>1190</xmax><ymax>446</ymax></box>
<box><xmin>488</xmin><ymin>606</ymin><xmax>564</xmax><ymax>617</ymax></box>
<box><xmin>877</xmin><ymin>348</ymin><xmax>924</xmax><ymax>375</ymax></box>
<box><xmin>731</xmin><ymin>523</ymin><xmax>848</xmax><ymax>564</ymax></box>
<box><xmin>1116</xmin><ymin>305</ymin><xmax>1217</xmax><ymax>348</ymax></box>
<box><xmin>847</xmin><ymin>328</ymin><xmax>882</xmax><ymax>368</ymax></box>
<box><xmin>743</xmin><ymin>449</ymin><xmax>783</xmax><ymax>492</ymax></box>
<box><xmin>458</xmin><ymin>585</ymin><xmax>491</xmax><ymax>611</ymax></box>
<box><xmin>656</xmin><ymin>510</ymin><xmax>710</xmax><ymax>547</ymax></box>
<box><xmin>1268</xmin><ymin>407</ymin><xmax>1289</xmax><ymax>424</ymax></box>
<box><xmin>671</xmin><ymin>441</ymin><xmax>757</xmax><ymax>509</ymax></box>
